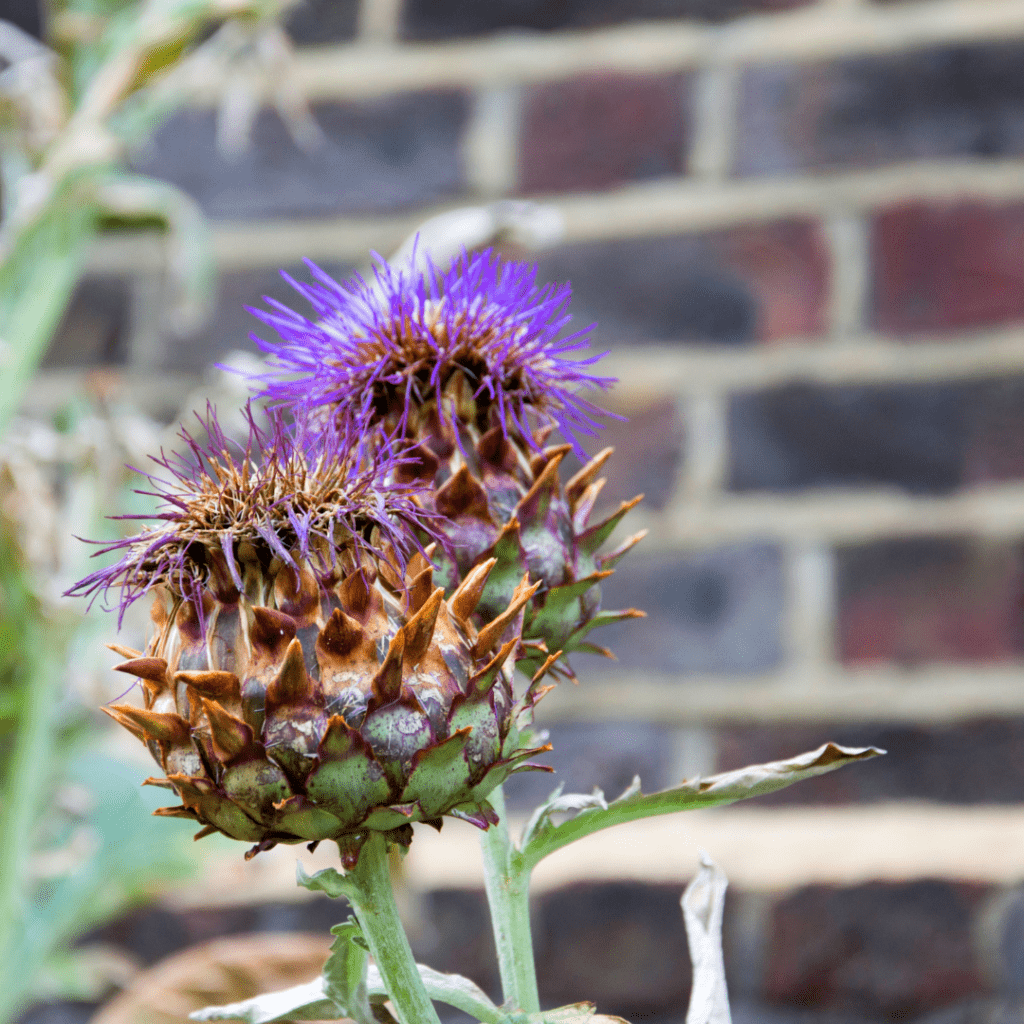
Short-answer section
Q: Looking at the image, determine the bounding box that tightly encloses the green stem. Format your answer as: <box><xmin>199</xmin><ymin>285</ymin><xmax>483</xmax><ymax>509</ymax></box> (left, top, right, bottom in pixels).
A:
<box><xmin>479</xmin><ymin>785</ymin><xmax>540</xmax><ymax>1014</ymax></box>
<box><xmin>345</xmin><ymin>833</ymin><xmax>443</xmax><ymax>1024</ymax></box>
<box><xmin>0</xmin><ymin>195</ymin><xmax>92</xmax><ymax>435</ymax></box>
<box><xmin>0</xmin><ymin>608</ymin><xmax>59</xmax><ymax>1017</ymax></box>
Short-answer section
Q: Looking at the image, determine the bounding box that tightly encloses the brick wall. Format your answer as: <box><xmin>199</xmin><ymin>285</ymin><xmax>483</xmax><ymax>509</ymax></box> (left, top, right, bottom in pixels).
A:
<box><xmin>37</xmin><ymin>0</ymin><xmax>1024</xmax><ymax>1020</ymax></box>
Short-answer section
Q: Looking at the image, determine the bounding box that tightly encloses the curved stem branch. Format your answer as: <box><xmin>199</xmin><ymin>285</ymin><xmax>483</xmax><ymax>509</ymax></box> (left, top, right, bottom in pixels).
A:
<box><xmin>479</xmin><ymin>785</ymin><xmax>540</xmax><ymax>1014</ymax></box>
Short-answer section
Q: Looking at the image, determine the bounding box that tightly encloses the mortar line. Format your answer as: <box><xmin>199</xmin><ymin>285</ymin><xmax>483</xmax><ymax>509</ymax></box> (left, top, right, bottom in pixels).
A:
<box><xmin>785</xmin><ymin>541</ymin><xmax>837</xmax><ymax>678</ymax></box>
<box><xmin>356</xmin><ymin>0</ymin><xmax>402</xmax><ymax>44</ymax></box>
<box><xmin>687</xmin><ymin>61</ymin><xmax>737</xmax><ymax>181</ymax></box>
<box><xmin>461</xmin><ymin>84</ymin><xmax>522</xmax><ymax>198</ymax></box>
<box><xmin>202</xmin><ymin>0</ymin><xmax>1024</xmax><ymax>103</ymax></box>
<box><xmin>600</xmin><ymin>329</ymin><xmax>1024</xmax><ymax>394</ymax></box>
<box><xmin>152</xmin><ymin>159</ymin><xmax>1024</xmax><ymax>271</ymax></box>
<box><xmin>677</xmin><ymin>392</ymin><xmax>729</xmax><ymax>502</ymax></box>
<box><xmin>824</xmin><ymin>212</ymin><xmax>870</xmax><ymax>343</ymax></box>
<box><xmin>537</xmin><ymin>668</ymin><xmax>1024</xmax><ymax>725</ymax></box>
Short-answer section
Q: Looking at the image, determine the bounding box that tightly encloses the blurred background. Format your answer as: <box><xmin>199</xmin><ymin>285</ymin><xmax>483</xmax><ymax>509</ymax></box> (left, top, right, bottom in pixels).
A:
<box><xmin>4</xmin><ymin>0</ymin><xmax>1024</xmax><ymax>1021</ymax></box>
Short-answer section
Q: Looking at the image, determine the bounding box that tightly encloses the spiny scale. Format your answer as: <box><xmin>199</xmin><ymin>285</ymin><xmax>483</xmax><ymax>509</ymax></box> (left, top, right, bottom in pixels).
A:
<box><xmin>400</xmin><ymin>403</ymin><xmax>646</xmax><ymax>678</ymax></box>
<box><xmin>105</xmin><ymin>549</ymin><xmax>554</xmax><ymax>860</ymax></box>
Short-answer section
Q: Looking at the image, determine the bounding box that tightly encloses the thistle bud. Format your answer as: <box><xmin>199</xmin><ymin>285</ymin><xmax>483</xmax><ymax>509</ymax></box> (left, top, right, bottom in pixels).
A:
<box><xmin>68</xmin><ymin>409</ymin><xmax>552</xmax><ymax>860</ymax></box>
<box><xmin>249</xmin><ymin>250</ymin><xmax>646</xmax><ymax>678</ymax></box>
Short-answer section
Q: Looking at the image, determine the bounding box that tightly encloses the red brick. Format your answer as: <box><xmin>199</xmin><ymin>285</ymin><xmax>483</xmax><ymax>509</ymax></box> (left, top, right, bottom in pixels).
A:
<box><xmin>285</xmin><ymin>0</ymin><xmax>358</xmax><ymax>44</ymax></box>
<box><xmin>532</xmin><ymin>220</ymin><xmax>829</xmax><ymax>346</ymax></box>
<box><xmin>568</xmin><ymin>393</ymin><xmax>683</xmax><ymax>513</ymax></box>
<box><xmin>837</xmin><ymin>538</ymin><xmax>1024</xmax><ymax>665</ymax></box>
<box><xmin>587</xmin><ymin>544</ymin><xmax>784</xmax><ymax>675</ymax></box>
<box><xmin>872</xmin><ymin>201</ymin><xmax>1024</xmax><ymax>335</ymax></box>
<box><xmin>536</xmin><ymin>882</ymin><xmax>690</xmax><ymax>1016</ymax></box>
<box><xmin>518</xmin><ymin>73</ymin><xmax>688</xmax><ymax>194</ymax></box>
<box><xmin>737</xmin><ymin>43</ymin><xmax>1024</xmax><ymax>175</ymax></box>
<box><xmin>764</xmin><ymin>883</ymin><xmax>989</xmax><ymax>1017</ymax></box>
<box><xmin>729</xmin><ymin>376</ymin><xmax>1024</xmax><ymax>495</ymax></box>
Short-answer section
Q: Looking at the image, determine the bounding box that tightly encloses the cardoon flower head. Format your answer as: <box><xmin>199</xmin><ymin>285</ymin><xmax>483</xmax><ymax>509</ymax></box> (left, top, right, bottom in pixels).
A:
<box><xmin>249</xmin><ymin>251</ymin><xmax>645</xmax><ymax>681</ymax></box>
<box><xmin>248</xmin><ymin>247</ymin><xmax>613</xmax><ymax>455</ymax></box>
<box><xmin>67</xmin><ymin>405</ymin><xmax>430</xmax><ymax>627</ymax></box>
<box><xmin>67</xmin><ymin>404</ymin><xmax>554</xmax><ymax>861</ymax></box>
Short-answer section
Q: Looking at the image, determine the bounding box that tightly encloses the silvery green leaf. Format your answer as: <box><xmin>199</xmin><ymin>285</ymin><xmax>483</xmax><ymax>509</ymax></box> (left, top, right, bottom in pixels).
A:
<box><xmin>295</xmin><ymin>861</ymin><xmax>352</xmax><ymax>900</ymax></box>
<box><xmin>520</xmin><ymin>744</ymin><xmax>884</xmax><ymax>870</ymax></box>
<box><xmin>519</xmin><ymin>786</ymin><xmax>608</xmax><ymax>849</ymax></box>
<box><xmin>94</xmin><ymin>173</ymin><xmax>214</xmax><ymax>335</ymax></box>
<box><xmin>366</xmin><ymin>963</ymin><xmax>504</xmax><ymax>1024</ymax></box>
<box><xmin>683</xmin><ymin>854</ymin><xmax>731</xmax><ymax>1024</ymax></box>
<box><xmin>188</xmin><ymin>977</ymin><xmax>338</xmax><ymax>1022</ymax></box>
<box><xmin>324</xmin><ymin>918</ymin><xmax>374</xmax><ymax>1024</ymax></box>
<box><xmin>189</xmin><ymin>960</ymin><xmax>505</xmax><ymax>1024</ymax></box>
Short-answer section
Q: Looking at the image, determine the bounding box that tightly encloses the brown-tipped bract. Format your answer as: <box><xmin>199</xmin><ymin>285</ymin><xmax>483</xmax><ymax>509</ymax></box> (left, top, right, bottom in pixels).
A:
<box><xmin>396</xmin><ymin>374</ymin><xmax>647</xmax><ymax>678</ymax></box>
<box><xmin>109</xmin><ymin>550</ymin><xmax>552</xmax><ymax>859</ymax></box>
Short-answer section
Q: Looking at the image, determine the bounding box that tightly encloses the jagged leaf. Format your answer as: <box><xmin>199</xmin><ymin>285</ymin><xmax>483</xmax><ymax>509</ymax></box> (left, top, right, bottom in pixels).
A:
<box><xmin>188</xmin><ymin>978</ymin><xmax>336</xmax><ymax>1023</ymax></box>
<box><xmin>519</xmin><ymin>785</ymin><xmax>608</xmax><ymax>849</ymax></box>
<box><xmin>520</xmin><ymin>744</ymin><xmax>884</xmax><ymax>870</ymax></box>
<box><xmin>295</xmin><ymin>862</ymin><xmax>352</xmax><ymax>900</ymax></box>
<box><xmin>323</xmin><ymin>919</ymin><xmax>374</xmax><ymax>1024</ymax></box>
<box><xmin>191</xmin><ymin>963</ymin><xmax>504</xmax><ymax>1024</ymax></box>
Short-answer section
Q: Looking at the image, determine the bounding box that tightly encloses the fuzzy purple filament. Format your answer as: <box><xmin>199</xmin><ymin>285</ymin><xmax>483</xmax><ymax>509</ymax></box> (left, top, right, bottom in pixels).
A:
<box><xmin>246</xmin><ymin>247</ymin><xmax>615</xmax><ymax>455</ymax></box>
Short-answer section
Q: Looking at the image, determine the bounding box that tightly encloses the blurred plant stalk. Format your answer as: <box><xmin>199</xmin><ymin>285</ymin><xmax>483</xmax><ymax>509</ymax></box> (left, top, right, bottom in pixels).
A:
<box><xmin>0</xmin><ymin>0</ymin><xmax>315</xmax><ymax>434</ymax></box>
<box><xmin>0</xmin><ymin>1</ymin><xmax>316</xmax><ymax>1018</ymax></box>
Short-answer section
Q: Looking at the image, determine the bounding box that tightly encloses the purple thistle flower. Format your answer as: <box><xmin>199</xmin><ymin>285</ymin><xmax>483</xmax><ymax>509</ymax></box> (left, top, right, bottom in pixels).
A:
<box><xmin>245</xmin><ymin>247</ymin><xmax>615</xmax><ymax>456</ymax></box>
<box><xmin>65</xmin><ymin>404</ymin><xmax>437</xmax><ymax>627</ymax></box>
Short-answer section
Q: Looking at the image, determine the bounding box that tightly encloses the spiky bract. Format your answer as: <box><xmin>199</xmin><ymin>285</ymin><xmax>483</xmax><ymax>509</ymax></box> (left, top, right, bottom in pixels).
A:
<box><xmin>397</xmin><ymin>421</ymin><xmax>646</xmax><ymax>678</ymax></box>
<box><xmin>103</xmin><ymin>553</ymin><xmax>553</xmax><ymax>862</ymax></box>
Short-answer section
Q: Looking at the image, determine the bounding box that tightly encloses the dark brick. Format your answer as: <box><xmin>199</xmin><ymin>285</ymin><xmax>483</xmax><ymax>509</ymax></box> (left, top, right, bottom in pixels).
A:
<box><xmin>763</xmin><ymin>882</ymin><xmax>989</xmax><ymax>1018</ymax></box>
<box><xmin>519</xmin><ymin>73</ymin><xmax>688</xmax><ymax>194</ymax></box>
<box><xmin>716</xmin><ymin>718</ymin><xmax>1024</xmax><ymax>804</ymax></box>
<box><xmin>560</xmin><ymin>393</ymin><xmax>683</xmax><ymax>513</ymax></box>
<box><xmin>535</xmin><ymin>882</ymin><xmax>691</xmax><ymax>1017</ymax></box>
<box><xmin>578</xmin><ymin>544</ymin><xmax>784</xmax><ymax>675</ymax></box>
<box><xmin>133</xmin><ymin>94</ymin><xmax>469</xmax><ymax>220</ymax></box>
<box><xmin>81</xmin><ymin>898</ymin><xmax>345</xmax><ymax>966</ymax></box>
<box><xmin>737</xmin><ymin>44</ymin><xmax>1024</xmax><ymax>175</ymax></box>
<box><xmin>285</xmin><ymin>0</ymin><xmax>359</xmax><ymax>44</ymax></box>
<box><xmin>727</xmin><ymin>376</ymin><xmax>1024</xmax><ymax>495</ymax></box>
<box><xmin>534</xmin><ymin>221</ymin><xmax>829</xmax><ymax>347</ymax></box>
<box><xmin>401</xmin><ymin>0</ymin><xmax>809</xmax><ymax>40</ymax></box>
<box><xmin>873</xmin><ymin>201</ymin><xmax>1024</xmax><ymax>336</ymax></box>
<box><xmin>503</xmin><ymin>721</ymin><xmax>674</xmax><ymax>811</ymax></box>
<box><xmin>838</xmin><ymin>538</ymin><xmax>1024</xmax><ymax>665</ymax></box>
<box><xmin>4</xmin><ymin>0</ymin><xmax>41</xmax><ymax>39</ymax></box>
<box><xmin>41</xmin><ymin>276</ymin><xmax>130</xmax><ymax>369</ymax></box>
<box><xmin>165</xmin><ymin>262</ymin><xmax>354</xmax><ymax>372</ymax></box>
<box><xmin>16</xmin><ymin>1003</ymin><xmax>98</xmax><ymax>1024</ymax></box>
<box><xmin>412</xmin><ymin>891</ymin><xmax>500</xmax><ymax>1000</ymax></box>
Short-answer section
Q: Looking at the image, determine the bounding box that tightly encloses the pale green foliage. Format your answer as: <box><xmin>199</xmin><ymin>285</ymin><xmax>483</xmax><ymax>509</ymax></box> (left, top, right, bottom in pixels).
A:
<box><xmin>0</xmin><ymin>2</ymin><xmax>306</xmax><ymax>1018</ymax></box>
<box><xmin>193</xmin><ymin>745</ymin><xmax>883</xmax><ymax>1024</ymax></box>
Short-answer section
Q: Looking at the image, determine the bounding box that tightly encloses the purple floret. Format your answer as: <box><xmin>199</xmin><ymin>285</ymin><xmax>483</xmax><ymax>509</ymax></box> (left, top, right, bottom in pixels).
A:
<box><xmin>65</xmin><ymin>404</ymin><xmax>436</xmax><ymax>626</ymax></box>
<box><xmin>245</xmin><ymin>248</ymin><xmax>615</xmax><ymax>455</ymax></box>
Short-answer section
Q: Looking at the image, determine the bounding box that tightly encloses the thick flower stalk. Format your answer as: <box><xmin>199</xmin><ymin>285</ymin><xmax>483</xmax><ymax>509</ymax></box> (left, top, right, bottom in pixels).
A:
<box><xmin>249</xmin><ymin>249</ymin><xmax>646</xmax><ymax>678</ymax></box>
<box><xmin>67</xmin><ymin>408</ymin><xmax>553</xmax><ymax>864</ymax></box>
